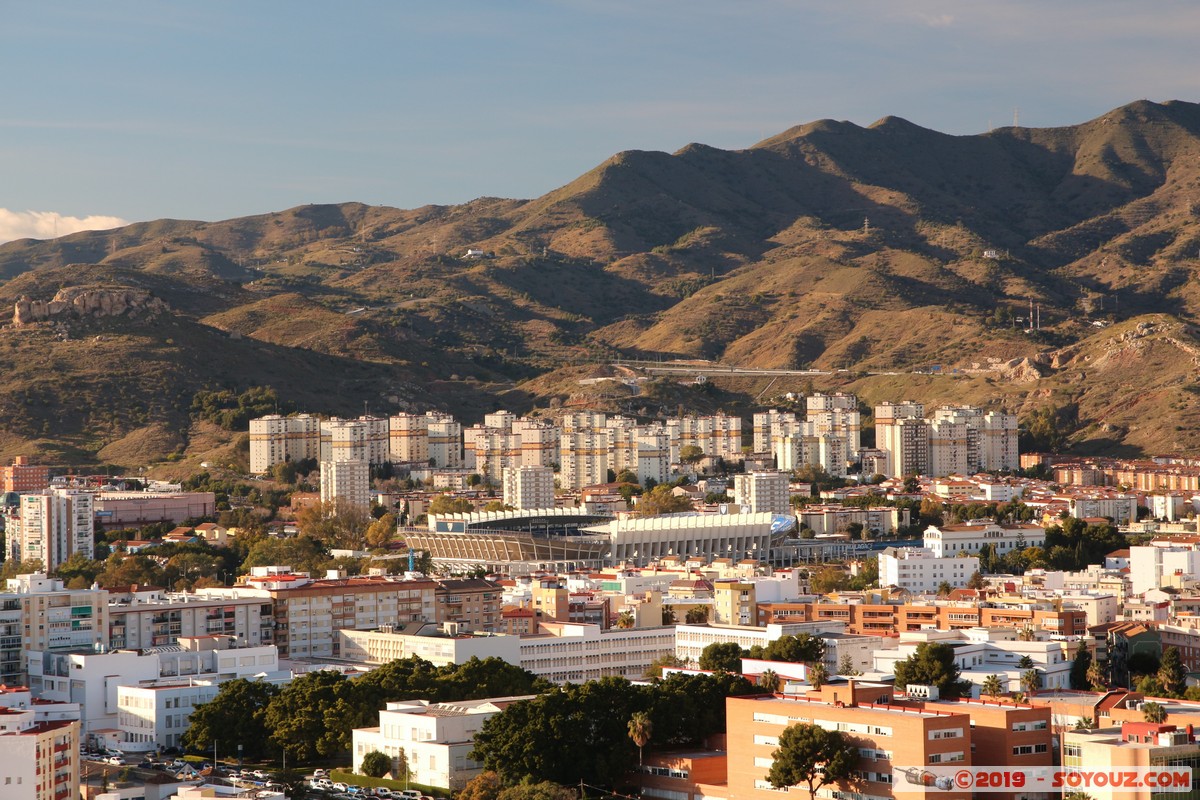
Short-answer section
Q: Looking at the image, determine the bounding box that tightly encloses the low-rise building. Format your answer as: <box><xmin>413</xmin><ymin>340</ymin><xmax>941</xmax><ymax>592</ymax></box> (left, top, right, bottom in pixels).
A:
<box><xmin>352</xmin><ymin>696</ymin><xmax>534</xmax><ymax>790</ymax></box>
<box><xmin>879</xmin><ymin>547</ymin><xmax>979</xmax><ymax>594</ymax></box>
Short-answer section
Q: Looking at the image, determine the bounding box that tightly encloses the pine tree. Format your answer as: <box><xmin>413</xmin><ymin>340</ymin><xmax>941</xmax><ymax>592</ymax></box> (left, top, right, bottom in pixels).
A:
<box><xmin>1158</xmin><ymin>646</ymin><xmax>1187</xmax><ymax>698</ymax></box>
<box><xmin>1070</xmin><ymin>640</ymin><xmax>1093</xmax><ymax>690</ymax></box>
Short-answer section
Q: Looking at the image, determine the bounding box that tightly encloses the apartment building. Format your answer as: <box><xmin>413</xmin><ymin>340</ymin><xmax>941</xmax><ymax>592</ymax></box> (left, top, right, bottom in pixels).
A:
<box><xmin>211</xmin><ymin>568</ymin><xmax>437</xmax><ymax>659</ymax></box>
<box><xmin>117</xmin><ymin>681</ymin><xmax>220</xmax><ymax>752</ymax></box>
<box><xmin>756</xmin><ymin>600</ymin><xmax>1087</xmax><ymax>638</ymax></box>
<box><xmin>560</xmin><ymin>429</ymin><xmax>611</xmax><ymax>490</ymax></box>
<box><xmin>0</xmin><ymin>456</ymin><xmax>50</xmax><ymax>493</ymax></box>
<box><xmin>874</xmin><ymin>629</ymin><xmax>1074</xmax><ymax>694</ymax></box>
<box><xmin>0</xmin><ymin>711</ymin><xmax>79</xmax><ymax>800</ymax></box>
<box><xmin>435</xmin><ymin>579</ymin><xmax>501</xmax><ymax>633</ymax></box>
<box><xmin>795</xmin><ymin>504</ymin><xmax>909</xmax><ymax>537</ymax></box>
<box><xmin>502</xmin><ymin>465</ymin><xmax>555</xmax><ymax>511</ymax></box>
<box><xmin>667</xmin><ymin>414</ymin><xmax>743</xmax><ymax>463</ymax></box>
<box><xmin>352</xmin><ymin>697</ymin><xmax>534</xmax><ymax>790</ymax></box>
<box><xmin>321</xmin><ymin>416</ymin><xmax>390</xmax><ymax>465</ymax></box>
<box><xmin>319</xmin><ymin>458</ymin><xmax>371</xmax><ymax>511</ymax></box>
<box><xmin>924</xmin><ymin>520</ymin><xmax>1046</xmax><ymax>557</ymax></box>
<box><xmin>0</xmin><ymin>574</ymin><xmax>107</xmax><ymax>684</ymax></box>
<box><xmin>713</xmin><ymin>580</ymin><xmax>757</xmax><ymax>626</ymax></box>
<box><xmin>1063</xmin><ymin>722</ymin><xmax>1200</xmax><ymax>800</ymax></box>
<box><xmin>875</xmin><ymin>401</ymin><xmax>927</xmax><ymax>478</ymax></box>
<box><xmin>879</xmin><ymin>547</ymin><xmax>980</xmax><ymax>594</ymax></box>
<box><xmin>111</xmin><ymin>588</ymin><xmax>274</xmax><ymax>649</ymax></box>
<box><xmin>732</xmin><ymin>471</ymin><xmax>790</xmax><ymax>515</ymax></box>
<box><xmin>673</xmin><ymin>621</ymin><xmax>847</xmax><ymax>664</ymax></box>
<box><xmin>9</xmin><ymin>488</ymin><xmax>94</xmax><ymax>570</ymax></box>
<box><xmin>389</xmin><ymin>412</ymin><xmax>430</xmax><ymax>464</ymax></box>
<box><xmin>427</xmin><ymin>413</ymin><xmax>464</xmax><ymax>468</ymax></box>
<box><xmin>249</xmin><ymin>413</ymin><xmax>321</xmax><ymax>474</ymax></box>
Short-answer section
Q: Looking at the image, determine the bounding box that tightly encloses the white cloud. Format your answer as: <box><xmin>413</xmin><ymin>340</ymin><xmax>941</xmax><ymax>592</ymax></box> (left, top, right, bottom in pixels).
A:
<box><xmin>0</xmin><ymin>209</ymin><xmax>129</xmax><ymax>245</ymax></box>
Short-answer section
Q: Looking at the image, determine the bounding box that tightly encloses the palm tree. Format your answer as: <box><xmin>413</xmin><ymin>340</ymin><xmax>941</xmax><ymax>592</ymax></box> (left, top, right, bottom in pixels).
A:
<box><xmin>1018</xmin><ymin>626</ymin><xmax>1036</xmax><ymax>642</ymax></box>
<box><xmin>1021</xmin><ymin>669</ymin><xmax>1041</xmax><ymax>697</ymax></box>
<box><xmin>1143</xmin><ymin>702</ymin><xmax>1167</xmax><ymax>724</ymax></box>
<box><xmin>981</xmin><ymin>674</ymin><xmax>1004</xmax><ymax>699</ymax></box>
<box><xmin>628</xmin><ymin>711</ymin><xmax>653</xmax><ymax>766</ymax></box>
<box><xmin>1074</xmin><ymin>716</ymin><xmax>1094</xmax><ymax>730</ymax></box>
<box><xmin>758</xmin><ymin>669</ymin><xmax>781</xmax><ymax>692</ymax></box>
<box><xmin>616</xmin><ymin>611</ymin><xmax>635</xmax><ymax>629</ymax></box>
<box><xmin>1087</xmin><ymin>660</ymin><xmax>1107</xmax><ymax>691</ymax></box>
<box><xmin>808</xmin><ymin>661</ymin><xmax>828</xmax><ymax>689</ymax></box>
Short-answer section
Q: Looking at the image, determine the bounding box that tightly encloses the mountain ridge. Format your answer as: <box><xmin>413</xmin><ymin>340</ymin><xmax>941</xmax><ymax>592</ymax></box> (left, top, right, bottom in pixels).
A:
<box><xmin>3</xmin><ymin>99</ymin><xmax>1200</xmax><ymax>467</ymax></box>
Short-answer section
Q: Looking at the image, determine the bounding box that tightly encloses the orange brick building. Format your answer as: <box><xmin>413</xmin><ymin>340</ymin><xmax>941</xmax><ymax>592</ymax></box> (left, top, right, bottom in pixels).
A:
<box><xmin>757</xmin><ymin>601</ymin><xmax>1086</xmax><ymax>638</ymax></box>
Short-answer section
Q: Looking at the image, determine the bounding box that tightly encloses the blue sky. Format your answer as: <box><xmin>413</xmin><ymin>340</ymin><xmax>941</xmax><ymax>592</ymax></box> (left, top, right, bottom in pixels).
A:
<box><xmin>3</xmin><ymin>1</ymin><xmax>1199</xmax><ymax>241</ymax></box>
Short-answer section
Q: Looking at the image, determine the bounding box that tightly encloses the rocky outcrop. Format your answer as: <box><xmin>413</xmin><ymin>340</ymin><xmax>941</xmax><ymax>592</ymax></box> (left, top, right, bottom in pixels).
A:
<box><xmin>13</xmin><ymin>286</ymin><xmax>168</xmax><ymax>325</ymax></box>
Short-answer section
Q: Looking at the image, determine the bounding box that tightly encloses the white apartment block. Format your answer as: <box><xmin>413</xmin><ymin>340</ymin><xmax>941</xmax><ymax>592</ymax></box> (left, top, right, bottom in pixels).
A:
<box><xmin>1069</xmin><ymin>495</ymin><xmax>1137</xmax><ymax>525</ymax></box>
<box><xmin>772</xmin><ymin>430</ymin><xmax>847</xmax><ymax>477</ymax></box>
<box><xmin>0</xmin><ymin>709</ymin><xmax>79</xmax><ymax>800</ymax></box>
<box><xmin>427</xmin><ymin>413</ymin><xmax>464</xmax><ymax>468</ymax></box>
<box><xmin>117</xmin><ymin>681</ymin><xmax>219</xmax><ymax>752</ymax></box>
<box><xmin>795</xmin><ymin>504</ymin><xmax>909</xmax><ymax>537</ymax></box>
<box><xmin>560</xmin><ymin>429</ymin><xmax>611</xmax><ymax>490</ymax></box>
<box><xmin>321</xmin><ymin>416</ymin><xmax>390</xmax><ymax>465</ymax></box>
<box><xmin>875</xmin><ymin>402</ymin><xmax>929</xmax><ymax>478</ymax></box>
<box><xmin>389</xmin><ymin>413</ymin><xmax>430</xmax><ymax>464</ymax></box>
<box><xmin>1</xmin><ymin>574</ymin><xmax>108</xmax><ymax>684</ymax></box>
<box><xmin>873</xmin><ymin>629</ymin><xmax>1072</xmax><ymax>695</ymax></box>
<box><xmin>203</xmin><ymin>569</ymin><xmax>438</xmax><ymax>660</ymax></box>
<box><xmin>502</xmin><ymin>466</ymin><xmax>555</xmax><ymax>511</ymax></box>
<box><xmin>339</xmin><ymin>626</ymin><xmax>523</xmax><ymax>667</ymax></box>
<box><xmin>1129</xmin><ymin>543</ymin><xmax>1200</xmax><ymax>595</ymax></box>
<box><xmin>923</xmin><ymin>520</ymin><xmax>1046</xmax><ymax>557</ymax></box>
<box><xmin>249</xmin><ymin>413</ymin><xmax>321</xmax><ymax>474</ymax></box>
<box><xmin>878</xmin><ymin>547</ymin><xmax>980</xmax><ymax>594</ymax></box>
<box><xmin>353</xmin><ymin>697</ymin><xmax>533</xmax><ymax>790</ymax></box>
<box><xmin>107</xmin><ymin>589</ymin><xmax>275</xmax><ymax>650</ymax></box>
<box><xmin>981</xmin><ymin>411</ymin><xmax>1020</xmax><ymax>471</ymax></box>
<box><xmin>560</xmin><ymin>411</ymin><xmax>608</xmax><ymax>434</ymax></box>
<box><xmin>928</xmin><ymin>417</ymin><xmax>971</xmax><ymax>477</ymax></box>
<box><xmin>668</xmin><ymin>414</ymin><xmax>743</xmax><ymax>463</ymax></box>
<box><xmin>732</xmin><ymin>471</ymin><xmax>790</xmax><ymax>515</ymax></box>
<box><xmin>753</xmin><ymin>410</ymin><xmax>798</xmax><ymax>454</ymax></box>
<box><xmin>320</xmin><ymin>459</ymin><xmax>372</xmax><ymax>511</ymax></box>
<box><xmin>11</xmin><ymin>488</ymin><xmax>94</xmax><ymax>570</ymax></box>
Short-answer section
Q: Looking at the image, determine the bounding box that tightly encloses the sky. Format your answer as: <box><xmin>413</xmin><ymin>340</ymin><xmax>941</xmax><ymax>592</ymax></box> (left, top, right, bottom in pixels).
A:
<box><xmin>3</xmin><ymin>1</ymin><xmax>1200</xmax><ymax>243</ymax></box>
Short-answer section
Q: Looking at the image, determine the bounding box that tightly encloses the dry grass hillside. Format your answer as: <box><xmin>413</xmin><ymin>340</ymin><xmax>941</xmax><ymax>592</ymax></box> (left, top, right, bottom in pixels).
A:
<box><xmin>2</xmin><ymin>99</ymin><xmax>1200</xmax><ymax>464</ymax></box>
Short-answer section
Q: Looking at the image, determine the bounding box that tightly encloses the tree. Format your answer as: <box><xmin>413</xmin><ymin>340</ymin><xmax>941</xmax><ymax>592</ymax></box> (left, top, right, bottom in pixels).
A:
<box><xmin>1087</xmin><ymin>660</ymin><xmax>1107</xmax><ymax>692</ymax></box>
<box><xmin>937</xmin><ymin>580</ymin><xmax>953</xmax><ymax>596</ymax></box>
<box><xmin>1143</xmin><ymin>701</ymin><xmax>1167</xmax><ymax>723</ymax></box>
<box><xmin>758</xmin><ymin>669</ymin><xmax>781</xmax><ymax>692</ymax></box>
<box><xmin>628</xmin><ymin>711</ymin><xmax>653</xmax><ymax>765</ymax></box>
<box><xmin>767</xmin><ymin>723</ymin><xmax>856</xmax><ymax>796</ymax></box>
<box><xmin>1074</xmin><ymin>717</ymin><xmax>1094</xmax><ymax>730</ymax></box>
<box><xmin>661</xmin><ymin>606</ymin><xmax>677</xmax><ymax>625</ymax></box>
<box><xmin>1018</xmin><ymin>655</ymin><xmax>1035</xmax><ymax>669</ymax></box>
<box><xmin>428</xmin><ymin>494</ymin><xmax>475</xmax><ymax>515</ymax></box>
<box><xmin>635</xmin><ymin>484</ymin><xmax>694</xmax><ymax>517</ymax></box>
<box><xmin>809</xmin><ymin>566</ymin><xmax>848</xmax><ymax>594</ymax></box>
<box><xmin>460</xmin><ymin>771</ymin><xmax>504</xmax><ymax>800</ymax></box>
<box><xmin>498</xmin><ymin>782</ymin><xmax>577</xmax><ymax>800</ymax></box>
<box><xmin>893</xmin><ymin>642</ymin><xmax>970</xmax><ymax>699</ymax></box>
<box><xmin>296</xmin><ymin>499</ymin><xmax>372</xmax><ymax>549</ymax></box>
<box><xmin>1021</xmin><ymin>669</ymin><xmax>1041</xmax><ymax>697</ymax></box>
<box><xmin>182</xmin><ymin>678</ymin><xmax>279</xmax><ymax>761</ymax></box>
<box><xmin>615</xmin><ymin>611</ymin><xmax>635</xmax><ymax>629</ymax></box>
<box><xmin>265</xmin><ymin>670</ymin><xmax>357</xmax><ymax>760</ymax></box>
<box><xmin>685</xmin><ymin>606</ymin><xmax>709</xmax><ymax>624</ymax></box>
<box><xmin>755</xmin><ymin>634</ymin><xmax>825</xmax><ymax>665</ymax></box>
<box><xmin>1159</xmin><ymin>646</ymin><xmax>1187</xmax><ymax>698</ymax></box>
<box><xmin>967</xmin><ymin>571</ymin><xmax>986</xmax><ymax>590</ymax></box>
<box><xmin>981</xmin><ymin>674</ymin><xmax>1004</xmax><ymax>699</ymax></box>
<box><xmin>837</xmin><ymin>653</ymin><xmax>860</xmax><ymax>677</ymax></box>
<box><xmin>365</xmin><ymin>513</ymin><xmax>397</xmax><ymax>549</ymax></box>
<box><xmin>808</xmin><ymin>661</ymin><xmax>828</xmax><ymax>689</ymax></box>
<box><xmin>1070</xmin><ymin>640</ymin><xmax>1093</xmax><ymax>691</ymax></box>
<box><xmin>679</xmin><ymin>445</ymin><xmax>705</xmax><ymax>465</ymax></box>
<box><xmin>360</xmin><ymin>750</ymin><xmax>392</xmax><ymax>778</ymax></box>
<box><xmin>699</xmin><ymin>642</ymin><xmax>744</xmax><ymax>673</ymax></box>
<box><xmin>643</xmin><ymin>654</ymin><xmax>685</xmax><ymax>679</ymax></box>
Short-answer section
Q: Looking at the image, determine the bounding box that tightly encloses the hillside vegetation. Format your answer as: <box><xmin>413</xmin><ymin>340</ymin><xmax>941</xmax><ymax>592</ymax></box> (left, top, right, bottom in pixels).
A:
<box><xmin>3</xmin><ymin>99</ymin><xmax>1200</xmax><ymax>466</ymax></box>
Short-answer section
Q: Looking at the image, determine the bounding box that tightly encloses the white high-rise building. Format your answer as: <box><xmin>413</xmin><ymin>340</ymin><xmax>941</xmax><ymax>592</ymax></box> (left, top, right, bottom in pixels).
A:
<box><xmin>389</xmin><ymin>413</ymin><xmax>431</xmax><ymax>464</ymax></box>
<box><xmin>981</xmin><ymin>411</ymin><xmax>1019</xmax><ymax>471</ymax></box>
<box><xmin>732</xmin><ymin>471</ymin><xmax>790</xmax><ymax>515</ymax></box>
<box><xmin>13</xmin><ymin>489</ymin><xmax>93</xmax><ymax>570</ymax></box>
<box><xmin>321</xmin><ymin>416</ymin><xmax>390</xmax><ymax>465</ymax></box>
<box><xmin>928</xmin><ymin>416</ymin><xmax>971</xmax><ymax>477</ymax></box>
<box><xmin>502</xmin><ymin>466</ymin><xmax>556</xmax><ymax>511</ymax></box>
<box><xmin>878</xmin><ymin>547</ymin><xmax>979</xmax><ymax>594</ymax></box>
<box><xmin>753</xmin><ymin>410</ymin><xmax>798</xmax><ymax>454</ymax></box>
<box><xmin>427</xmin><ymin>413</ymin><xmax>463</xmax><ymax>468</ymax></box>
<box><xmin>320</xmin><ymin>460</ymin><xmax>372</xmax><ymax>512</ymax></box>
<box><xmin>875</xmin><ymin>402</ymin><xmax>929</xmax><ymax>478</ymax></box>
<box><xmin>249</xmin><ymin>413</ymin><xmax>321</xmax><ymax>474</ymax></box>
<box><xmin>667</xmin><ymin>414</ymin><xmax>743</xmax><ymax>463</ymax></box>
<box><xmin>560</xmin><ymin>430</ymin><xmax>611</xmax><ymax>489</ymax></box>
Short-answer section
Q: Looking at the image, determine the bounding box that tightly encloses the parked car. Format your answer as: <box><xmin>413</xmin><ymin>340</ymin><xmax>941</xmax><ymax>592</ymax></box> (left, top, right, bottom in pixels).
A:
<box><xmin>372</xmin><ymin>789</ymin><xmax>396</xmax><ymax>798</ymax></box>
<box><xmin>332</xmin><ymin>783</ymin><xmax>350</xmax><ymax>792</ymax></box>
<box><xmin>313</xmin><ymin>769</ymin><xmax>329</xmax><ymax>778</ymax></box>
<box><xmin>398</xmin><ymin>791</ymin><xmax>423</xmax><ymax>800</ymax></box>
<box><xmin>105</xmin><ymin>756</ymin><xmax>126</xmax><ymax>766</ymax></box>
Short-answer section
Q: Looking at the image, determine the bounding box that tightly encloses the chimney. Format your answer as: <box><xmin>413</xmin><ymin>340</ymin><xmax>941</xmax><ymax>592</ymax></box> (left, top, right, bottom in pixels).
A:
<box><xmin>848</xmin><ymin>678</ymin><xmax>858</xmax><ymax>707</ymax></box>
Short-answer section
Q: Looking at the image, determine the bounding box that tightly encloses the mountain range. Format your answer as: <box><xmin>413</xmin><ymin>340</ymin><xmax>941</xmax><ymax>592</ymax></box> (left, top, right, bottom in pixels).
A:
<box><xmin>3</xmin><ymin>98</ymin><xmax>1200</xmax><ymax>470</ymax></box>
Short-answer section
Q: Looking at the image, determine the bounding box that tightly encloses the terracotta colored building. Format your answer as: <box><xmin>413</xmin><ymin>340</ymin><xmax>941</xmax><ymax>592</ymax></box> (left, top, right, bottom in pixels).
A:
<box><xmin>757</xmin><ymin>601</ymin><xmax>1086</xmax><ymax>637</ymax></box>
